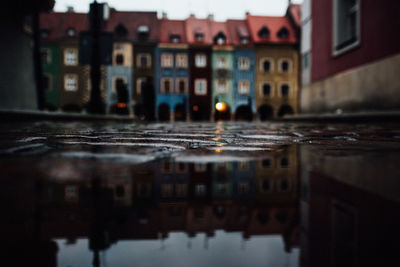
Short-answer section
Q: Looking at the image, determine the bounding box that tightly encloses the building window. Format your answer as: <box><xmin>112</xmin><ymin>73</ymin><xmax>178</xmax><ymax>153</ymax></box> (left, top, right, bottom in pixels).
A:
<box><xmin>194</xmin><ymin>79</ymin><xmax>207</xmax><ymax>95</ymax></box>
<box><xmin>170</xmin><ymin>34</ymin><xmax>181</xmax><ymax>43</ymax></box>
<box><xmin>115</xmin><ymin>54</ymin><xmax>124</xmax><ymax>65</ymax></box>
<box><xmin>161</xmin><ymin>53</ymin><xmax>173</xmax><ymax>68</ymax></box>
<box><xmin>261</xmin><ymin>83</ymin><xmax>272</xmax><ymax>97</ymax></box>
<box><xmin>260</xmin><ymin>58</ymin><xmax>273</xmax><ymax>72</ymax></box>
<box><xmin>214</xmin><ymin>32</ymin><xmax>226</xmax><ymax>45</ymax></box>
<box><xmin>303</xmin><ymin>53</ymin><xmax>310</xmax><ymax>69</ymax></box>
<box><xmin>64</xmin><ymin>48</ymin><xmax>78</xmax><ymax>66</ymax></box>
<box><xmin>176</xmin><ymin>54</ymin><xmax>188</xmax><ymax>68</ymax></box>
<box><xmin>216</xmin><ymin>79</ymin><xmax>228</xmax><ymax>94</ymax></box>
<box><xmin>137</xmin><ymin>53</ymin><xmax>151</xmax><ymax>68</ymax></box>
<box><xmin>176</xmin><ymin>78</ymin><xmax>187</xmax><ymax>94</ymax></box>
<box><xmin>41</xmin><ymin>49</ymin><xmax>51</xmax><ymax>65</ymax></box>
<box><xmin>216</xmin><ymin>57</ymin><xmax>227</xmax><ymax>69</ymax></box>
<box><xmin>137</xmin><ymin>25</ymin><xmax>149</xmax><ymax>39</ymax></box>
<box><xmin>238</xmin><ymin>80</ymin><xmax>250</xmax><ymax>94</ymax></box>
<box><xmin>333</xmin><ymin>0</ymin><xmax>360</xmax><ymax>55</ymax></box>
<box><xmin>240</xmin><ymin>37</ymin><xmax>249</xmax><ymax>44</ymax></box>
<box><xmin>280</xmin><ymin>84</ymin><xmax>290</xmax><ymax>97</ymax></box>
<box><xmin>161</xmin><ymin>78</ymin><xmax>173</xmax><ymax>94</ymax></box>
<box><xmin>112</xmin><ymin>77</ymin><xmax>127</xmax><ymax>93</ymax></box>
<box><xmin>195</xmin><ymin>32</ymin><xmax>204</xmax><ymax>42</ymax></box>
<box><xmin>277</xmin><ymin>27</ymin><xmax>290</xmax><ymax>39</ymax></box>
<box><xmin>136</xmin><ymin>77</ymin><xmax>146</xmax><ymax>95</ymax></box>
<box><xmin>195</xmin><ymin>54</ymin><xmax>207</xmax><ymax>67</ymax></box>
<box><xmin>258</xmin><ymin>26</ymin><xmax>270</xmax><ymax>39</ymax></box>
<box><xmin>279</xmin><ymin>59</ymin><xmax>292</xmax><ymax>72</ymax></box>
<box><xmin>238</xmin><ymin>57</ymin><xmax>250</xmax><ymax>70</ymax></box>
<box><xmin>64</xmin><ymin>74</ymin><xmax>78</xmax><ymax>91</ymax></box>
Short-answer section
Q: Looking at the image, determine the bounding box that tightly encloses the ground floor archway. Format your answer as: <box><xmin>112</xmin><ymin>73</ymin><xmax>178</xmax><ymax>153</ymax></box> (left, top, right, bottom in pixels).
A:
<box><xmin>158</xmin><ymin>103</ymin><xmax>170</xmax><ymax>121</ymax></box>
<box><xmin>277</xmin><ymin>105</ymin><xmax>294</xmax><ymax>117</ymax></box>
<box><xmin>235</xmin><ymin>105</ymin><xmax>253</xmax><ymax>121</ymax></box>
<box><xmin>190</xmin><ymin>104</ymin><xmax>210</xmax><ymax>121</ymax></box>
<box><xmin>258</xmin><ymin>105</ymin><xmax>274</xmax><ymax>121</ymax></box>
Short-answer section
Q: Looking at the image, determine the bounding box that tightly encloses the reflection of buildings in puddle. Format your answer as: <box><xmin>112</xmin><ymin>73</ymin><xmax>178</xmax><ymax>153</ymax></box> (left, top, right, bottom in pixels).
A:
<box><xmin>299</xmin><ymin>146</ymin><xmax>400</xmax><ymax>267</ymax></box>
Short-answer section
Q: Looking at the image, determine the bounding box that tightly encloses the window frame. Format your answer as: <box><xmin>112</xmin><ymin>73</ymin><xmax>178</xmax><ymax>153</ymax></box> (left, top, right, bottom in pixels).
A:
<box><xmin>238</xmin><ymin>57</ymin><xmax>250</xmax><ymax>70</ymax></box>
<box><xmin>161</xmin><ymin>53</ymin><xmax>174</xmax><ymax>68</ymax></box>
<box><xmin>216</xmin><ymin>79</ymin><xmax>228</xmax><ymax>94</ymax></box>
<box><xmin>161</xmin><ymin>77</ymin><xmax>173</xmax><ymax>94</ymax></box>
<box><xmin>136</xmin><ymin>53</ymin><xmax>152</xmax><ymax>68</ymax></box>
<box><xmin>176</xmin><ymin>54</ymin><xmax>188</xmax><ymax>68</ymax></box>
<box><xmin>194</xmin><ymin>79</ymin><xmax>207</xmax><ymax>95</ymax></box>
<box><xmin>195</xmin><ymin>54</ymin><xmax>207</xmax><ymax>68</ymax></box>
<box><xmin>64</xmin><ymin>48</ymin><xmax>78</xmax><ymax>66</ymax></box>
<box><xmin>175</xmin><ymin>78</ymin><xmax>188</xmax><ymax>94</ymax></box>
<box><xmin>238</xmin><ymin>80</ymin><xmax>250</xmax><ymax>95</ymax></box>
<box><xmin>64</xmin><ymin>74</ymin><xmax>78</xmax><ymax>92</ymax></box>
<box><xmin>260</xmin><ymin>57</ymin><xmax>274</xmax><ymax>73</ymax></box>
<box><xmin>333</xmin><ymin>0</ymin><xmax>361</xmax><ymax>57</ymax></box>
<box><xmin>278</xmin><ymin>58</ymin><xmax>292</xmax><ymax>73</ymax></box>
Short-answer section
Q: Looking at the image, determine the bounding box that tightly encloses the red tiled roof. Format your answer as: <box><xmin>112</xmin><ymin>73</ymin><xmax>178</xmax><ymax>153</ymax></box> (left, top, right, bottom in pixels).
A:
<box><xmin>104</xmin><ymin>10</ymin><xmax>159</xmax><ymax>41</ymax></box>
<box><xmin>210</xmin><ymin>21</ymin><xmax>232</xmax><ymax>46</ymax></box>
<box><xmin>185</xmin><ymin>16</ymin><xmax>213</xmax><ymax>45</ymax></box>
<box><xmin>226</xmin><ymin>19</ymin><xmax>252</xmax><ymax>46</ymax></box>
<box><xmin>246</xmin><ymin>14</ymin><xmax>297</xmax><ymax>44</ymax></box>
<box><xmin>40</xmin><ymin>12</ymin><xmax>88</xmax><ymax>40</ymax></box>
<box><xmin>287</xmin><ymin>4</ymin><xmax>301</xmax><ymax>28</ymax></box>
<box><xmin>159</xmin><ymin>19</ymin><xmax>187</xmax><ymax>44</ymax></box>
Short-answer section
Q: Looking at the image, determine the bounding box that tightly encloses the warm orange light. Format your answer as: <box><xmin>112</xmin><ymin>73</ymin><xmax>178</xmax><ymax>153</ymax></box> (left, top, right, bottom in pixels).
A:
<box><xmin>117</xmin><ymin>103</ymin><xmax>127</xmax><ymax>108</ymax></box>
<box><xmin>215</xmin><ymin>102</ymin><xmax>227</xmax><ymax>112</ymax></box>
<box><xmin>193</xmin><ymin>105</ymin><xmax>199</xmax><ymax>111</ymax></box>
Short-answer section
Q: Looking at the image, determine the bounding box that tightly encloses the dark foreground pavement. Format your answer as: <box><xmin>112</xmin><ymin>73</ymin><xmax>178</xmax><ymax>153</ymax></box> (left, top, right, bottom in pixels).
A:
<box><xmin>1</xmin><ymin>120</ymin><xmax>400</xmax><ymax>267</ymax></box>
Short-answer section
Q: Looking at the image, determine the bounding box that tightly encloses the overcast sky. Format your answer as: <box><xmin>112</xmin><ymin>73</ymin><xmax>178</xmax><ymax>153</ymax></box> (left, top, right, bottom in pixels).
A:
<box><xmin>54</xmin><ymin>0</ymin><xmax>303</xmax><ymax>21</ymax></box>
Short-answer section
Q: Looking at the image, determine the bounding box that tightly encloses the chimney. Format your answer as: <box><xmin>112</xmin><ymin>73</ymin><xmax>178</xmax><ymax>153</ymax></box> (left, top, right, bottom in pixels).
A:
<box><xmin>162</xmin><ymin>12</ymin><xmax>168</xmax><ymax>19</ymax></box>
<box><xmin>208</xmin><ymin>14</ymin><xmax>214</xmax><ymax>21</ymax></box>
<box><xmin>67</xmin><ymin>6</ymin><xmax>74</xmax><ymax>13</ymax></box>
<box><xmin>288</xmin><ymin>0</ymin><xmax>292</xmax><ymax>6</ymax></box>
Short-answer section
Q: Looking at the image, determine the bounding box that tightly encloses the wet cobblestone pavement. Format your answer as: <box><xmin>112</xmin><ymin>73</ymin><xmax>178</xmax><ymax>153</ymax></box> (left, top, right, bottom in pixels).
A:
<box><xmin>1</xmin><ymin>121</ymin><xmax>400</xmax><ymax>267</ymax></box>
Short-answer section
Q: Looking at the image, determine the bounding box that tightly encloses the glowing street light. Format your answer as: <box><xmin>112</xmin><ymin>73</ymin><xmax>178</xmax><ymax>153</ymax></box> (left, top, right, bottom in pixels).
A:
<box><xmin>215</xmin><ymin>102</ymin><xmax>227</xmax><ymax>112</ymax></box>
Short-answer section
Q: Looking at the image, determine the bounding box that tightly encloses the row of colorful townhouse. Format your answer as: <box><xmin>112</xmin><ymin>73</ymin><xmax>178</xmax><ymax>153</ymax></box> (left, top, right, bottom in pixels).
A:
<box><xmin>39</xmin><ymin>4</ymin><xmax>301</xmax><ymax>121</ymax></box>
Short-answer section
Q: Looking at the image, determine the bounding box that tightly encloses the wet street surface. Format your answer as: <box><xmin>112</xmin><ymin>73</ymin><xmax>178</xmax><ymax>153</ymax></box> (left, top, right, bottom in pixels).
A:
<box><xmin>1</xmin><ymin>121</ymin><xmax>400</xmax><ymax>267</ymax></box>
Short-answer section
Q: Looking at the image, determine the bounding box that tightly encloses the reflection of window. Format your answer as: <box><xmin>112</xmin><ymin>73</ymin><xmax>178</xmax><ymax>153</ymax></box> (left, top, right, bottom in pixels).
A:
<box><xmin>194</xmin><ymin>163</ymin><xmax>206</xmax><ymax>172</ymax></box>
<box><xmin>65</xmin><ymin>185</ymin><xmax>78</xmax><ymax>201</ymax></box>
<box><xmin>64</xmin><ymin>48</ymin><xmax>78</xmax><ymax>66</ymax></box>
<box><xmin>162</xmin><ymin>161</ymin><xmax>173</xmax><ymax>173</ymax></box>
<box><xmin>195</xmin><ymin>184</ymin><xmax>206</xmax><ymax>196</ymax></box>
<box><xmin>238</xmin><ymin>161</ymin><xmax>249</xmax><ymax>170</ymax></box>
<box><xmin>64</xmin><ymin>74</ymin><xmax>78</xmax><ymax>91</ymax></box>
<box><xmin>161</xmin><ymin>184</ymin><xmax>173</xmax><ymax>198</ymax></box>
<box><xmin>136</xmin><ymin>77</ymin><xmax>146</xmax><ymax>95</ymax></box>
<box><xmin>176</xmin><ymin>162</ymin><xmax>187</xmax><ymax>173</ymax></box>
<box><xmin>176</xmin><ymin>54</ymin><xmax>188</xmax><ymax>68</ymax></box>
<box><xmin>216</xmin><ymin>79</ymin><xmax>228</xmax><ymax>94</ymax></box>
<box><xmin>66</xmin><ymin>28</ymin><xmax>76</xmax><ymax>37</ymax></box>
<box><xmin>238</xmin><ymin>182</ymin><xmax>249</xmax><ymax>194</ymax></box>
<box><xmin>216</xmin><ymin>183</ymin><xmax>228</xmax><ymax>195</ymax></box>
<box><xmin>176</xmin><ymin>79</ymin><xmax>187</xmax><ymax>94</ymax></box>
<box><xmin>195</xmin><ymin>54</ymin><xmax>206</xmax><ymax>67</ymax></box>
<box><xmin>262</xmin><ymin>159</ymin><xmax>271</xmax><ymax>168</ymax></box>
<box><xmin>41</xmin><ymin>49</ymin><xmax>51</xmax><ymax>65</ymax></box>
<box><xmin>280</xmin><ymin>179</ymin><xmax>289</xmax><ymax>191</ymax></box>
<box><xmin>216</xmin><ymin>57</ymin><xmax>227</xmax><ymax>69</ymax></box>
<box><xmin>238</xmin><ymin>80</ymin><xmax>250</xmax><ymax>95</ymax></box>
<box><xmin>262</xmin><ymin>179</ymin><xmax>270</xmax><ymax>192</ymax></box>
<box><xmin>137</xmin><ymin>53</ymin><xmax>151</xmax><ymax>68</ymax></box>
<box><xmin>137</xmin><ymin>183</ymin><xmax>151</xmax><ymax>197</ymax></box>
<box><xmin>176</xmin><ymin>184</ymin><xmax>187</xmax><ymax>197</ymax></box>
<box><xmin>260</xmin><ymin>58</ymin><xmax>273</xmax><ymax>72</ymax></box>
<box><xmin>161</xmin><ymin>53</ymin><xmax>173</xmax><ymax>67</ymax></box>
<box><xmin>261</xmin><ymin>83</ymin><xmax>272</xmax><ymax>97</ymax></box>
<box><xmin>238</xmin><ymin>57</ymin><xmax>250</xmax><ymax>70</ymax></box>
<box><xmin>194</xmin><ymin>79</ymin><xmax>207</xmax><ymax>95</ymax></box>
<box><xmin>161</xmin><ymin>78</ymin><xmax>173</xmax><ymax>94</ymax></box>
<box><xmin>280</xmin><ymin>157</ymin><xmax>289</xmax><ymax>167</ymax></box>
<box><xmin>334</xmin><ymin>0</ymin><xmax>360</xmax><ymax>55</ymax></box>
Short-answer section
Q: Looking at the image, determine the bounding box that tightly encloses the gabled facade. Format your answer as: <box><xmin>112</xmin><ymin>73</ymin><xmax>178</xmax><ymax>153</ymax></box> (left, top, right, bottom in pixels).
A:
<box><xmin>40</xmin><ymin>11</ymin><xmax>93</xmax><ymax>112</ymax></box>
<box><xmin>210</xmin><ymin>21</ymin><xmax>234</xmax><ymax>121</ymax></box>
<box><xmin>227</xmin><ymin>19</ymin><xmax>256</xmax><ymax>121</ymax></box>
<box><xmin>155</xmin><ymin>18</ymin><xmax>189</xmax><ymax>121</ymax></box>
<box><xmin>186</xmin><ymin>16</ymin><xmax>213</xmax><ymax>121</ymax></box>
<box><xmin>247</xmin><ymin>13</ymin><xmax>299</xmax><ymax>120</ymax></box>
<box><xmin>104</xmin><ymin>10</ymin><xmax>159</xmax><ymax>118</ymax></box>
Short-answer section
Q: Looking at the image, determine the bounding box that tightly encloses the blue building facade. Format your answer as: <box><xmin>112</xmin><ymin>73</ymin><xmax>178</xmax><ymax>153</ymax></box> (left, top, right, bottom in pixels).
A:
<box><xmin>106</xmin><ymin>66</ymin><xmax>133</xmax><ymax>114</ymax></box>
<box><xmin>233</xmin><ymin>48</ymin><xmax>256</xmax><ymax>119</ymax></box>
<box><xmin>155</xmin><ymin>45</ymin><xmax>190</xmax><ymax>121</ymax></box>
